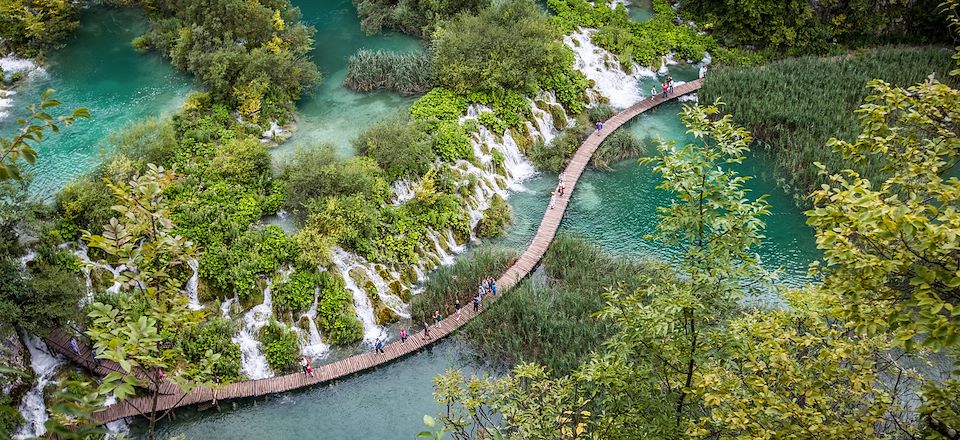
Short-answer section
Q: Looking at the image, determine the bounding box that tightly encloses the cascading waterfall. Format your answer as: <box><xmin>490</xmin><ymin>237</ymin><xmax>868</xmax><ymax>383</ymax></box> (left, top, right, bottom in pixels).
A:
<box><xmin>300</xmin><ymin>287</ymin><xmax>330</xmax><ymax>358</ymax></box>
<box><xmin>391</xmin><ymin>179</ymin><xmax>417</xmax><ymax>205</ymax></box>
<box><xmin>0</xmin><ymin>56</ymin><xmax>44</xmax><ymax>122</ymax></box>
<box><xmin>563</xmin><ymin>28</ymin><xmax>657</xmax><ymax>109</ymax></box>
<box><xmin>233</xmin><ymin>278</ymin><xmax>276</xmax><ymax>380</ymax></box>
<box><xmin>0</xmin><ymin>88</ymin><xmax>15</xmax><ymax>121</ymax></box>
<box><xmin>14</xmin><ymin>332</ymin><xmax>63</xmax><ymax>440</ymax></box>
<box><xmin>331</xmin><ymin>248</ymin><xmax>385</xmax><ymax>343</ymax></box>
<box><xmin>73</xmin><ymin>243</ymin><xmax>126</xmax><ymax>301</ymax></box>
<box><xmin>185</xmin><ymin>258</ymin><xmax>202</xmax><ymax>310</ymax></box>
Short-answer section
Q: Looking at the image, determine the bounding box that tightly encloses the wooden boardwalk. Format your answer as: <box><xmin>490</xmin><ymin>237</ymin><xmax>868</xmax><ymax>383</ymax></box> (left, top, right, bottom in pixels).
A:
<box><xmin>83</xmin><ymin>79</ymin><xmax>703</xmax><ymax>424</ymax></box>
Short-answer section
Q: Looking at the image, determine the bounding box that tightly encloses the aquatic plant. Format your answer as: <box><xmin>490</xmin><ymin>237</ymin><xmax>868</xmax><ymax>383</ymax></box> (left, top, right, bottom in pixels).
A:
<box><xmin>345</xmin><ymin>49</ymin><xmax>434</xmax><ymax>95</ymax></box>
<box><xmin>475</xmin><ymin>195</ymin><xmax>512</xmax><ymax>238</ymax></box>
<box><xmin>410</xmin><ymin>247</ymin><xmax>516</xmax><ymax>321</ymax></box>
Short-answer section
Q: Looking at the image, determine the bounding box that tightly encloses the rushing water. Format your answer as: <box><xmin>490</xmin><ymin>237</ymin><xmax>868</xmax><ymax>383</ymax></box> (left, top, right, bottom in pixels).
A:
<box><xmin>0</xmin><ymin>7</ymin><xmax>195</xmax><ymax>198</ymax></box>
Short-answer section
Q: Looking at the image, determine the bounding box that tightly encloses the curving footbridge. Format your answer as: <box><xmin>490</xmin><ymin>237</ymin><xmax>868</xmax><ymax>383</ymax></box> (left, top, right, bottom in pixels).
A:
<box><xmin>48</xmin><ymin>79</ymin><xmax>703</xmax><ymax>424</ymax></box>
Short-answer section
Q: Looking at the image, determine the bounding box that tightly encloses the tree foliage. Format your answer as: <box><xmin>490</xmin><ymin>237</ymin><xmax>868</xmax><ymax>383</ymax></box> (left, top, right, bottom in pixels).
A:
<box><xmin>0</xmin><ymin>0</ymin><xmax>80</xmax><ymax>56</ymax></box>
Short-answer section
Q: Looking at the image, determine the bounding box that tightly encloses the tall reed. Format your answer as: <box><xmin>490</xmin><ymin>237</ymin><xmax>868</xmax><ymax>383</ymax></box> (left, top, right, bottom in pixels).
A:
<box><xmin>700</xmin><ymin>46</ymin><xmax>955</xmax><ymax>205</ymax></box>
<box><xmin>344</xmin><ymin>49</ymin><xmax>433</xmax><ymax>95</ymax></box>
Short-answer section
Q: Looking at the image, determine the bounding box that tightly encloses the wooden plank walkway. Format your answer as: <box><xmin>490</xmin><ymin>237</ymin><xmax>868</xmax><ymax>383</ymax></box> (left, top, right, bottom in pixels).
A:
<box><xmin>44</xmin><ymin>327</ymin><xmax>181</xmax><ymax>395</ymax></box>
<box><xmin>87</xmin><ymin>79</ymin><xmax>703</xmax><ymax>424</ymax></box>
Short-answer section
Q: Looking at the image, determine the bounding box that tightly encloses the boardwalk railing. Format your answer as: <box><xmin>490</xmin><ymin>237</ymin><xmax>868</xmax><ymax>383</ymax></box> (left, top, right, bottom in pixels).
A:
<box><xmin>83</xmin><ymin>79</ymin><xmax>703</xmax><ymax>424</ymax></box>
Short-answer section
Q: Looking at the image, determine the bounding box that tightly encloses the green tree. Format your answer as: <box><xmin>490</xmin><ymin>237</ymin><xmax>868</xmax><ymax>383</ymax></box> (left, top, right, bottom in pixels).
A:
<box><xmin>0</xmin><ymin>89</ymin><xmax>89</xmax><ymax>181</ymax></box>
<box><xmin>83</xmin><ymin>165</ymin><xmax>219</xmax><ymax>440</ymax></box>
<box><xmin>0</xmin><ymin>0</ymin><xmax>80</xmax><ymax>56</ymax></box>
<box><xmin>806</xmin><ymin>77</ymin><xmax>960</xmax><ymax>438</ymax></box>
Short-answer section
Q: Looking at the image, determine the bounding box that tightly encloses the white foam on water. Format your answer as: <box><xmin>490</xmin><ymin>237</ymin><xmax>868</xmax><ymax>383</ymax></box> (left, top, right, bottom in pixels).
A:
<box><xmin>73</xmin><ymin>243</ymin><xmax>127</xmax><ymax>302</ymax></box>
<box><xmin>185</xmin><ymin>258</ymin><xmax>202</xmax><ymax>310</ymax></box>
<box><xmin>564</xmin><ymin>28</ymin><xmax>657</xmax><ymax>109</ymax></box>
<box><xmin>101</xmin><ymin>395</ymin><xmax>130</xmax><ymax>439</ymax></box>
<box><xmin>233</xmin><ymin>279</ymin><xmax>275</xmax><ymax>380</ymax></box>
<box><xmin>300</xmin><ymin>287</ymin><xmax>331</xmax><ymax>358</ymax></box>
<box><xmin>391</xmin><ymin>179</ymin><xmax>417</xmax><ymax>205</ymax></box>
<box><xmin>14</xmin><ymin>332</ymin><xmax>63</xmax><ymax>440</ymax></box>
<box><xmin>330</xmin><ymin>248</ymin><xmax>385</xmax><ymax>344</ymax></box>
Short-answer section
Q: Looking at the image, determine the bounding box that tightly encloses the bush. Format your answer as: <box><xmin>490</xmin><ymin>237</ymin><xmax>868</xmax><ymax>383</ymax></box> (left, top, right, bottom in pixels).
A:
<box><xmin>259</xmin><ymin>321</ymin><xmax>300</xmax><ymax>373</ymax></box>
<box><xmin>477</xmin><ymin>111</ymin><xmax>508</xmax><ymax>134</ymax></box>
<box><xmin>354</xmin><ymin>117</ymin><xmax>435</xmax><ymax>181</ymax></box>
<box><xmin>410</xmin><ymin>88</ymin><xmax>468</xmax><ymax>122</ymax></box>
<box><xmin>280</xmin><ymin>145</ymin><xmax>390</xmax><ymax>217</ymax></box>
<box><xmin>476</xmin><ymin>195</ymin><xmax>512</xmax><ymax>238</ymax></box>
<box><xmin>207</xmin><ymin>138</ymin><xmax>271</xmax><ymax>187</ymax></box>
<box><xmin>528</xmin><ymin>122</ymin><xmax>592</xmax><ymax>173</ymax></box>
<box><xmin>411</xmin><ymin>246</ymin><xmax>516</xmax><ymax>321</ymax></box>
<box><xmin>345</xmin><ymin>49</ymin><xmax>434</xmax><ymax>95</ymax></box>
<box><xmin>0</xmin><ymin>395</ymin><xmax>23</xmax><ymax>439</ymax></box>
<box><xmin>315</xmin><ymin>273</ymin><xmax>363</xmax><ymax>345</ymax></box>
<box><xmin>199</xmin><ymin>225</ymin><xmax>295</xmax><ymax>301</ymax></box>
<box><xmin>431</xmin><ymin>121</ymin><xmax>474</xmax><ymax>162</ymax></box>
<box><xmin>178</xmin><ymin>318</ymin><xmax>243</xmax><ymax>382</ymax></box>
<box><xmin>0</xmin><ymin>259</ymin><xmax>84</xmax><ymax>336</ymax></box>
<box><xmin>273</xmin><ymin>270</ymin><xmax>319</xmax><ymax>314</ymax></box>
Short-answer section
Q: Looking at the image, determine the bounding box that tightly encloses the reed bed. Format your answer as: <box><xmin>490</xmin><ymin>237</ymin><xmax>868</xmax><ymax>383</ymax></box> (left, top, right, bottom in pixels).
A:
<box><xmin>344</xmin><ymin>49</ymin><xmax>433</xmax><ymax>96</ymax></box>
<box><xmin>410</xmin><ymin>247</ymin><xmax>516</xmax><ymax>322</ymax></box>
<box><xmin>700</xmin><ymin>46</ymin><xmax>956</xmax><ymax>204</ymax></box>
<box><xmin>461</xmin><ymin>234</ymin><xmax>670</xmax><ymax>374</ymax></box>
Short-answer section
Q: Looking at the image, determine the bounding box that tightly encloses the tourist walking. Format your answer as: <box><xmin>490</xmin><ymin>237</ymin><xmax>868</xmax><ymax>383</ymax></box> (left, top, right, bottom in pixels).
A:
<box><xmin>434</xmin><ymin>310</ymin><xmax>442</xmax><ymax>327</ymax></box>
<box><xmin>300</xmin><ymin>357</ymin><xmax>308</xmax><ymax>375</ymax></box>
<box><xmin>68</xmin><ymin>337</ymin><xmax>81</xmax><ymax>357</ymax></box>
<box><xmin>305</xmin><ymin>358</ymin><xmax>314</xmax><ymax>377</ymax></box>
<box><xmin>375</xmin><ymin>338</ymin><xmax>385</xmax><ymax>354</ymax></box>
<box><xmin>423</xmin><ymin>320</ymin><xmax>432</xmax><ymax>340</ymax></box>
<box><xmin>651</xmin><ymin>86</ymin><xmax>657</xmax><ymax>98</ymax></box>
<box><xmin>490</xmin><ymin>278</ymin><xmax>497</xmax><ymax>296</ymax></box>
<box><xmin>668</xmin><ymin>76</ymin><xmax>674</xmax><ymax>94</ymax></box>
<box><xmin>400</xmin><ymin>327</ymin><xmax>408</xmax><ymax>343</ymax></box>
<box><xmin>698</xmin><ymin>65</ymin><xmax>707</xmax><ymax>79</ymax></box>
<box><xmin>557</xmin><ymin>180</ymin><xmax>566</xmax><ymax>196</ymax></box>
<box><xmin>455</xmin><ymin>299</ymin><xmax>462</xmax><ymax>313</ymax></box>
<box><xmin>549</xmin><ymin>191</ymin><xmax>557</xmax><ymax>209</ymax></box>
<box><xmin>473</xmin><ymin>294</ymin><xmax>481</xmax><ymax>312</ymax></box>
<box><xmin>661</xmin><ymin>81</ymin><xmax>668</xmax><ymax>98</ymax></box>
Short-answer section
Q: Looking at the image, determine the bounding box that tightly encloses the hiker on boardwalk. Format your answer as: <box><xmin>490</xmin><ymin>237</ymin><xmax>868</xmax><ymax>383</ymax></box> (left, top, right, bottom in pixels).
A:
<box><xmin>455</xmin><ymin>299</ymin><xmax>462</xmax><ymax>313</ymax></box>
<box><xmin>306</xmin><ymin>358</ymin><xmax>314</xmax><ymax>377</ymax></box>
<box><xmin>489</xmin><ymin>278</ymin><xmax>497</xmax><ymax>296</ymax></box>
<box><xmin>595</xmin><ymin>121</ymin><xmax>604</xmax><ymax>132</ymax></box>
<box><xmin>481</xmin><ymin>277</ymin><xmax>489</xmax><ymax>294</ymax></box>
<box><xmin>433</xmin><ymin>310</ymin><xmax>442</xmax><ymax>327</ymax></box>
<box><xmin>698</xmin><ymin>65</ymin><xmax>707</xmax><ymax>79</ymax></box>
<box><xmin>668</xmin><ymin>76</ymin><xmax>675</xmax><ymax>94</ymax></box>
<box><xmin>549</xmin><ymin>191</ymin><xmax>557</xmax><ymax>209</ymax></box>
<box><xmin>473</xmin><ymin>293</ymin><xmax>481</xmax><ymax>312</ymax></box>
<box><xmin>423</xmin><ymin>320</ymin><xmax>432</xmax><ymax>340</ymax></box>
<box><xmin>375</xmin><ymin>338</ymin><xmax>385</xmax><ymax>354</ymax></box>
<box><xmin>68</xmin><ymin>337</ymin><xmax>81</xmax><ymax>357</ymax></box>
<box><xmin>300</xmin><ymin>357</ymin><xmax>309</xmax><ymax>375</ymax></box>
<box><xmin>661</xmin><ymin>81</ymin><xmax>668</xmax><ymax>98</ymax></box>
<box><xmin>651</xmin><ymin>86</ymin><xmax>657</xmax><ymax>98</ymax></box>
<box><xmin>557</xmin><ymin>180</ymin><xmax>566</xmax><ymax>196</ymax></box>
<box><xmin>400</xmin><ymin>327</ymin><xmax>408</xmax><ymax>343</ymax></box>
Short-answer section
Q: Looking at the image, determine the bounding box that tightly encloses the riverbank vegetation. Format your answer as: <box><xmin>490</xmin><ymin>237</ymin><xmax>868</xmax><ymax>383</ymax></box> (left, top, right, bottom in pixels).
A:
<box><xmin>700</xmin><ymin>45</ymin><xmax>956</xmax><ymax>203</ymax></box>
<box><xmin>410</xmin><ymin>247</ymin><xmax>515</xmax><ymax>321</ymax></box>
<box><xmin>463</xmin><ymin>234</ymin><xmax>668</xmax><ymax>374</ymax></box>
<box><xmin>429</xmin><ymin>77</ymin><xmax>960</xmax><ymax>438</ymax></box>
<box><xmin>345</xmin><ymin>49</ymin><xmax>433</xmax><ymax>95</ymax></box>
<box><xmin>354</xmin><ymin>0</ymin><xmax>488</xmax><ymax>37</ymax></box>
<box><xmin>0</xmin><ymin>0</ymin><xmax>80</xmax><ymax>57</ymax></box>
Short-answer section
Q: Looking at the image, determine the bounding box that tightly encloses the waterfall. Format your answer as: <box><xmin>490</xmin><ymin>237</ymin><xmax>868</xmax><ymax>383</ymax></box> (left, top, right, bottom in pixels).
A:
<box><xmin>300</xmin><ymin>287</ymin><xmax>330</xmax><ymax>358</ymax></box>
<box><xmin>101</xmin><ymin>395</ymin><xmax>130</xmax><ymax>438</ymax></box>
<box><xmin>220</xmin><ymin>295</ymin><xmax>238</xmax><ymax>318</ymax></box>
<box><xmin>73</xmin><ymin>243</ymin><xmax>126</xmax><ymax>301</ymax></box>
<box><xmin>14</xmin><ymin>332</ymin><xmax>63</xmax><ymax>440</ymax></box>
<box><xmin>391</xmin><ymin>179</ymin><xmax>417</xmax><ymax>205</ymax></box>
<box><xmin>0</xmin><ymin>88</ymin><xmax>14</xmax><ymax>121</ymax></box>
<box><xmin>330</xmin><ymin>248</ymin><xmax>385</xmax><ymax>343</ymax></box>
<box><xmin>185</xmin><ymin>259</ymin><xmax>202</xmax><ymax>310</ymax></box>
<box><xmin>563</xmin><ymin>28</ymin><xmax>656</xmax><ymax>109</ymax></box>
<box><xmin>18</xmin><ymin>250</ymin><xmax>35</xmax><ymax>271</ymax></box>
<box><xmin>233</xmin><ymin>279</ymin><xmax>275</xmax><ymax>380</ymax></box>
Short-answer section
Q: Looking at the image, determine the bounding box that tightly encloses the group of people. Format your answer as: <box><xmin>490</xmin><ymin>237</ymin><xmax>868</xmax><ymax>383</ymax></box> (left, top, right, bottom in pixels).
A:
<box><xmin>549</xmin><ymin>176</ymin><xmax>566</xmax><ymax>209</ymax></box>
<box><xmin>660</xmin><ymin>76</ymin><xmax>675</xmax><ymax>98</ymax></box>
<box><xmin>300</xmin><ymin>356</ymin><xmax>314</xmax><ymax>376</ymax></box>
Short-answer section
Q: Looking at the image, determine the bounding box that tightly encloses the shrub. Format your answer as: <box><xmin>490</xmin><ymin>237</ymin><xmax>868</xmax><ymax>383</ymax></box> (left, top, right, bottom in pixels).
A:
<box><xmin>431</xmin><ymin>121</ymin><xmax>474</xmax><ymax>162</ymax></box>
<box><xmin>477</xmin><ymin>111</ymin><xmax>508</xmax><ymax>134</ymax></box>
<box><xmin>259</xmin><ymin>321</ymin><xmax>300</xmax><ymax>373</ymax></box>
<box><xmin>410</xmin><ymin>88</ymin><xmax>468</xmax><ymax>122</ymax></box>
<box><xmin>345</xmin><ymin>49</ymin><xmax>434</xmax><ymax>95</ymax></box>
<box><xmin>316</xmin><ymin>273</ymin><xmax>364</xmax><ymax>345</ymax></box>
<box><xmin>177</xmin><ymin>318</ymin><xmax>243</xmax><ymax>382</ymax></box>
<box><xmin>273</xmin><ymin>270</ymin><xmax>319</xmax><ymax>314</ymax></box>
<box><xmin>528</xmin><ymin>122</ymin><xmax>592</xmax><ymax>173</ymax></box>
<box><xmin>411</xmin><ymin>246</ymin><xmax>516</xmax><ymax>321</ymax></box>
<box><xmin>354</xmin><ymin>117</ymin><xmax>435</xmax><ymax>181</ymax></box>
<box><xmin>592</xmin><ymin>128</ymin><xmax>647</xmax><ymax>170</ymax></box>
<box><xmin>207</xmin><ymin>138</ymin><xmax>271</xmax><ymax>187</ymax></box>
<box><xmin>0</xmin><ymin>395</ymin><xmax>23</xmax><ymax>439</ymax></box>
<box><xmin>280</xmin><ymin>145</ymin><xmax>390</xmax><ymax>217</ymax></box>
<box><xmin>476</xmin><ymin>195</ymin><xmax>512</xmax><ymax>238</ymax></box>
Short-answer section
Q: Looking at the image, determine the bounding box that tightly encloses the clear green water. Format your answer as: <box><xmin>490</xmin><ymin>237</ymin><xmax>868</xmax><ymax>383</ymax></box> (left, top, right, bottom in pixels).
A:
<box><xmin>147</xmin><ymin>340</ymin><xmax>480</xmax><ymax>439</ymax></box>
<box><xmin>626</xmin><ymin>0</ymin><xmax>655</xmax><ymax>22</ymax></box>
<box><xmin>273</xmin><ymin>0</ymin><xmax>423</xmax><ymax>159</ymax></box>
<box><xmin>0</xmin><ymin>7</ymin><xmax>196</xmax><ymax>199</ymax></box>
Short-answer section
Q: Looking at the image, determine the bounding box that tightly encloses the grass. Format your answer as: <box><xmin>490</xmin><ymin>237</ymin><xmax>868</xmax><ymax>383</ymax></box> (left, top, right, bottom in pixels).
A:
<box><xmin>344</xmin><ymin>49</ymin><xmax>433</xmax><ymax>96</ymax></box>
<box><xmin>699</xmin><ymin>45</ymin><xmax>956</xmax><ymax>205</ymax></box>
<box><xmin>410</xmin><ymin>246</ymin><xmax>516</xmax><ymax>322</ymax></box>
<box><xmin>460</xmin><ymin>234</ymin><xmax>670</xmax><ymax>374</ymax></box>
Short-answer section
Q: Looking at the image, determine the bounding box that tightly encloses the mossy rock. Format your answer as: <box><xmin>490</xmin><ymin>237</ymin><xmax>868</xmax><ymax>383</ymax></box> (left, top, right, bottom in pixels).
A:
<box><xmin>549</xmin><ymin>104</ymin><xmax>568</xmax><ymax>129</ymax></box>
<box><xmin>363</xmin><ymin>280</ymin><xmax>378</xmax><ymax>301</ymax></box>
<box><xmin>376</xmin><ymin>265</ymin><xmax>393</xmax><ymax>282</ymax></box>
<box><xmin>375</xmin><ymin>304</ymin><xmax>400</xmax><ymax>325</ymax></box>
<box><xmin>398</xmin><ymin>287</ymin><xmax>412</xmax><ymax>302</ymax></box>
<box><xmin>535</xmin><ymin>99</ymin><xmax>549</xmax><ymax>111</ymax></box>
<box><xmin>399</xmin><ymin>266</ymin><xmax>418</xmax><ymax>285</ymax></box>
<box><xmin>388</xmin><ymin>279</ymin><xmax>404</xmax><ymax>296</ymax></box>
